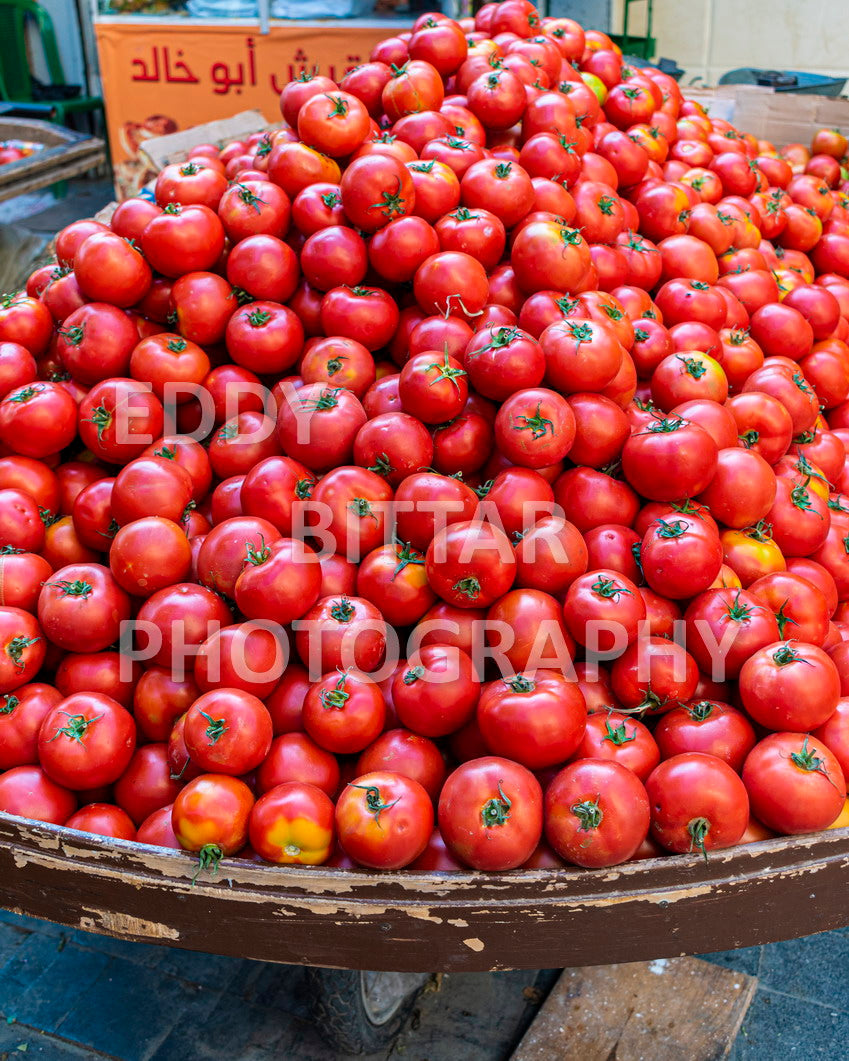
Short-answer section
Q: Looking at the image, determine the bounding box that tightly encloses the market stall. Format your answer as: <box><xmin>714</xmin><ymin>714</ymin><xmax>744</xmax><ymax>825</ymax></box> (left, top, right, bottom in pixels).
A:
<box><xmin>93</xmin><ymin>10</ymin><xmax>414</xmax><ymax>195</ymax></box>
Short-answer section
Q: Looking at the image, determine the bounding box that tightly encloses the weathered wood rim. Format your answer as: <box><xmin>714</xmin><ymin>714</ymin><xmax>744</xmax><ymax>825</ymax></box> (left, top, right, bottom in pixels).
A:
<box><xmin>3</xmin><ymin>813</ymin><xmax>849</xmax><ymax>971</ymax></box>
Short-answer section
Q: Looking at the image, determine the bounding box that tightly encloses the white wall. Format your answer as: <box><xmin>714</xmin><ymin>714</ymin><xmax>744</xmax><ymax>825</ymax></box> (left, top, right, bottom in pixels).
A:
<box><xmin>649</xmin><ymin>0</ymin><xmax>848</xmax><ymax>85</ymax></box>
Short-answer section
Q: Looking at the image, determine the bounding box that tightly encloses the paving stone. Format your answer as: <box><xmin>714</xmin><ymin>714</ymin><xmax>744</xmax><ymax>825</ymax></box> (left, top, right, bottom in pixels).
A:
<box><xmin>756</xmin><ymin>933</ymin><xmax>849</xmax><ymax>1011</ymax></box>
<box><xmin>3</xmin><ymin>945</ymin><xmax>112</xmax><ymax>1034</ymax></box>
<box><xmin>151</xmin><ymin>946</ymin><xmax>255</xmax><ymax>993</ymax></box>
<box><xmin>728</xmin><ymin>989</ymin><xmax>849</xmax><ymax>1060</ymax></box>
<box><xmin>55</xmin><ymin>962</ymin><xmax>218</xmax><ymax>1061</ymax></box>
<box><xmin>0</xmin><ymin>1022</ymin><xmax>101</xmax><ymax>1060</ymax></box>
<box><xmin>0</xmin><ymin>921</ymin><xmax>32</xmax><ymax>972</ymax></box>
<box><xmin>238</xmin><ymin>962</ymin><xmax>313</xmax><ymax>1020</ymax></box>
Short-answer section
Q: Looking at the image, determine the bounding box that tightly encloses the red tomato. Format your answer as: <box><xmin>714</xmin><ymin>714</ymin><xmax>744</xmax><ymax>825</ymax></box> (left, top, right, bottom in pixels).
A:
<box><xmin>336</xmin><ymin>771</ymin><xmax>433</xmax><ymax>868</ymax></box>
<box><xmin>545</xmin><ymin>759</ymin><xmax>650</xmax><ymax>867</ymax></box>
<box><xmin>654</xmin><ymin>701</ymin><xmax>757</xmax><ymax>773</ymax></box>
<box><xmin>355</xmin><ymin>728</ymin><xmax>446</xmax><ymax>802</ymax></box>
<box><xmin>0</xmin><ymin>764</ymin><xmax>76</xmax><ymax>824</ymax></box>
<box><xmin>172</xmin><ymin>773</ymin><xmax>255</xmax><ymax>864</ymax></box>
<box><xmin>739</xmin><ymin>640</ymin><xmax>840</xmax><ymax>730</ymax></box>
<box><xmin>478</xmin><ymin>671</ymin><xmax>586</xmax><ymax>769</ymax></box>
<box><xmin>391</xmin><ymin>644</ymin><xmax>480</xmax><ymax>737</ymax></box>
<box><xmin>303</xmin><ymin>669</ymin><xmax>385</xmax><ymax>754</ymax></box>
<box><xmin>37</xmin><ymin>692</ymin><xmax>136</xmax><ymax>789</ymax></box>
<box><xmin>426</xmin><ymin>519</ymin><xmax>516</xmax><ymax>608</ymax></box>
<box><xmin>438</xmin><ymin>756</ymin><xmax>543</xmax><ymax>870</ymax></box>
<box><xmin>646</xmin><ymin>752</ymin><xmax>749</xmax><ymax>855</ymax></box>
<box><xmin>743</xmin><ymin>733</ymin><xmax>845</xmax><ymax>834</ymax></box>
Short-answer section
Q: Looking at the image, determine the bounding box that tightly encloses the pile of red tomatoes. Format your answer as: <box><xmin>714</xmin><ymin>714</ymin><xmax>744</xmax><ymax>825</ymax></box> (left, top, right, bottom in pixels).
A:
<box><xmin>3</xmin><ymin>3</ymin><xmax>849</xmax><ymax>875</ymax></box>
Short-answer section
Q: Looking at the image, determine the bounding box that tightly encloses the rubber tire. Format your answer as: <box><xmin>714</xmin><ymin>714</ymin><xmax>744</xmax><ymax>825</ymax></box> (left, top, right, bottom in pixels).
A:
<box><xmin>306</xmin><ymin>967</ymin><xmax>426</xmax><ymax>1054</ymax></box>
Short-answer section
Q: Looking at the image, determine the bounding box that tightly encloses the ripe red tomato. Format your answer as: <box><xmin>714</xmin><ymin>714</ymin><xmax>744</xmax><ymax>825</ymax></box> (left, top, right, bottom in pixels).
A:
<box><xmin>391</xmin><ymin>644</ymin><xmax>480</xmax><ymax>737</ymax></box>
<box><xmin>545</xmin><ymin>759</ymin><xmax>650</xmax><ymax>867</ymax></box>
<box><xmin>336</xmin><ymin>771</ymin><xmax>433</xmax><ymax>869</ymax></box>
<box><xmin>426</xmin><ymin>520</ymin><xmax>516</xmax><ymax>608</ymax></box>
<box><xmin>355</xmin><ymin>728</ymin><xmax>446</xmax><ymax>802</ymax></box>
<box><xmin>743</xmin><ymin>733</ymin><xmax>845</xmax><ymax>835</ymax></box>
<box><xmin>654</xmin><ymin>700</ymin><xmax>756</xmax><ymax>772</ymax></box>
<box><xmin>647</xmin><ymin>752</ymin><xmax>749</xmax><ymax>856</ymax></box>
<box><xmin>37</xmin><ymin>692</ymin><xmax>136</xmax><ymax>789</ymax></box>
<box><xmin>438</xmin><ymin>756</ymin><xmax>543</xmax><ymax>870</ymax></box>
<box><xmin>172</xmin><ymin>773</ymin><xmax>255</xmax><ymax>864</ymax></box>
<box><xmin>570</xmin><ymin>710</ymin><xmax>660</xmax><ymax>781</ymax></box>
<box><xmin>0</xmin><ymin>764</ymin><xmax>76</xmax><ymax>824</ymax></box>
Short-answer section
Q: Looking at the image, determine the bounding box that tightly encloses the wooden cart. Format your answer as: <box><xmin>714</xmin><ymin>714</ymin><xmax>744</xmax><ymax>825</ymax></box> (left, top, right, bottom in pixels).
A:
<box><xmin>3</xmin><ymin>813</ymin><xmax>849</xmax><ymax>1052</ymax></box>
<box><xmin>0</xmin><ymin>118</ymin><xmax>105</xmax><ymax>203</ymax></box>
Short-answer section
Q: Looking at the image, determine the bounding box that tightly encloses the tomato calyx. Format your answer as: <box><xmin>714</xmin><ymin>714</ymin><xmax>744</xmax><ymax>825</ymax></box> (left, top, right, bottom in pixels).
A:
<box><xmin>505</xmin><ymin>673</ymin><xmax>535</xmax><ymax>693</ymax></box>
<box><xmin>320</xmin><ymin>670</ymin><xmax>351</xmax><ymax>709</ymax></box>
<box><xmin>303</xmin><ymin>387</ymin><xmax>341</xmax><ymax>412</ymax></box>
<box><xmin>6</xmin><ymin>385</ymin><xmax>39</xmax><ymax>404</ymax></box>
<box><xmin>451</xmin><ymin>207</ymin><xmax>478</xmax><ymax>221</ymax></box>
<box><xmin>167</xmin><ymin>338</ymin><xmax>188</xmax><ymax>353</ymax></box>
<box><xmin>790</xmin><ymin>480</ymin><xmax>822</xmax><ymax>517</ymax></box>
<box><xmin>403</xmin><ymin>665</ymin><xmax>425</xmax><ymax>684</ymax></box>
<box><xmin>494</xmin><ymin>162</ymin><xmax>513</xmax><ymax>180</ymax></box>
<box><xmin>45</xmin><ymin>578</ymin><xmax>93</xmax><ymax>599</ymax></box>
<box><xmin>180</xmin><ymin>161</ymin><xmax>201</xmax><ymax>176</ymax></box>
<box><xmin>653</xmin><ymin>518</ymin><xmax>687</xmax><ymax>539</ymax></box>
<box><xmin>392</xmin><ymin>540</ymin><xmax>424</xmax><ymax>578</ymax></box>
<box><xmin>163</xmin><ymin>202</ymin><xmax>182</xmax><ymax>216</ymax></box>
<box><xmin>687</xmin><ymin>816</ymin><xmax>710</xmax><ymax>863</ymax></box>
<box><xmin>58</xmin><ymin>323</ymin><xmax>84</xmax><ymax>347</ymax></box>
<box><xmin>47</xmin><ymin>709</ymin><xmax>102</xmax><ymax>745</ymax></box>
<box><xmin>513</xmin><ymin>402</ymin><xmax>554</xmax><ymax>441</ymax></box>
<box><xmin>99</xmin><ymin>518</ymin><xmax>120</xmax><ymax>541</ymax></box>
<box><xmin>591</xmin><ymin>576</ymin><xmax>631</xmax><ymax>600</ymax></box>
<box><xmin>236</xmin><ymin>184</ymin><xmax>267</xmax><ymax>213</ymax></box>
<box><xmin>724</xmin><ymin>590</ymin><xmax>756</xmax><ymax>623</ymax></box>
<box><xmin>453</xmin><ymin>576</ymin><xmax>482</xmax><ymax>600</ymax></box>
<box><xmin>82</xmin><ymin>404</ymin><xmax>113</xmax><ymax>441</ymax></box>
<box><xmin>199</xmin><ymin>709</ymin><xmax>229</xmax><ymax>744</ymax></box>
<box><xmin>789</xmin><ymin>737</ymin><xmax>838</xmax><ymax>787</ymax></box>
<box><xmin>409</xmin><ymin>161</ymin><xmax>436</xmax><ymax>173</ymax></box>
<box><xmin>771</xmin><ymin>643</ymin><xmax>811</xmax><ymax>668</ymax></box>
<box><xmin>245</xmin><ymin>536</ymin><xmax>271</xmax><ymax>566</ymax></box>
<box><xmin>744</xmin><ymin>520</ymin><xmax>773</xmax><ymax>543</ymax></box>
<box><xmin>0</xmin><ymin>693</ymin><xmax>19</xmax><ymax>715</ymax></box>
<box><xmin>256</xmin><ymin>136</ymin><xmax>273</xmax><ymax>158</ymax></box>
<box><xmin>644</xmin><ymin>416</ymin><xmax>686</xmax><ymax>436</ymax></box>
<box><xmin>39</xmin><ymin>507</ymin><xmax>60</xmax><ymax>528</ymax></box>
<box><xmin>0</xmin><ymin>545</ymin><xmax>24</xmax><ymax>555</ymax></box>
<box><xmin>480</xmin><ymin>781</ymin><xmax>512</xmax><ymax>828</ymax></box>
<box><xmin>690</xmin><ymin>281</ymin><xmax>711</xmax><ymax>292</ymax></box>
<box><xmin>369</xmin><ymin>178</ymin><xmax>408</xmax><ymax>220</ymax></box>
<box><xmin>349</xmin><ymin>497</ymin><xmax>378</xmax><ymax>522</ymax></box>
<box><xmin>295</xmin><ymin>477</ymin><xmax>315</xmax><ymax>500</ymax></box>
<box><xmin>479</xmin><ymin>327</ymin><xmax>521</xmax><ymax>354</ymax></box>
<box><xmin>687</xmin><ymin>700</ymin><xmax>715</xmax><ymax>722</ymax></box>
<box><xmin>229</xmin><ymin>287</ymin><xmax>253</xmax><ymax>306</ymax></box>
<box><xmin>368</xmin><ymin>452</ymin><xmax>394</xmax><ymax>478</ymax></box>
<box><xmin>739</xmin><ymin>429</ymin><xmax>759</xmax><ymax>448</ymax></box>
<box><xmin>603</xmin><ymin>717</ymin><xmax>636</xmax><ymax>745</ymax></box>
<box><xmin>774</xmin><ymin>601</ymin><xmax>798</xmax><ymax>639</ymax></box>
<box><xmin>571</xmin><ymin>798</ymin><xmax>603</xmax><ymax>832</ymax></box>
<box><xmin>321</xmin><ymin>190</ymin><xmax>341</xmax><ymax>208</ymax></box>
<box><xmin>597</xmin><ymin>195</ymin><xmax>616</xmax><ymax>216</ymax></box>
<box><xmin>446</xmin><ymin>137</ymin><xmax>472</xmax><ymax>151</ymax></box>
<box><xmin>677</xmin><ymin>355</ymin><xmax>707</xmax><ymax>379</ymax></box>
<box><xmin>556</xmin><ymin>295</ymin><xmax>580</xmax><ymax>316</ymax></box>
<box><xmin>330</xmin><ymin>597</ymin><xmax>355</xmax><ymax>622</ymax></box>
<box><xmin>217</xmin><ymin>423</ymin><xmax>238</xmax><ymax>441</ymax></box>
<box><xmin>631</xmin><ymin>540</ymin><xmax>643</xmax><ymax>575</ymax></box>
<box><xmin>245</xmin><ymin>308</ymin><xmax>272</xmax><ymax>328</ymax></box>
<box><xmin>559</xmin><ymin>226</ymin><xmax>584</xmax><ymax>249</ymax></box>
<box><xmin>325</xmin><ymin>94</ymin><xmax>350</xmax><ymax>118</ymax></box>
<box><xmin>192</xmin><ymin>843</ymin><xmax>223</xmax><ymax>885</ymax></box>
<box><xmin>325</xmin><ymin>355</ymin><xmax>347</xmax><ymax>376</ymax></box>
<box><xmin>426</xmin><ymin>350</ymin><xmax>467</xmax><ymax>393</ymax></box>
<box><xmin>474</xmin><ymin>479</ymin><xmax>494</xmax><ymax>499</ymax></box>
<box><xmin>828</xmin><ymin>494</ymin><xmax>849</xmax><ymax>514</ymax></box>
<box><xmin>349</xmin><ymin>782</ymin><xmax>400</xmax><ymax>825</ymax></box>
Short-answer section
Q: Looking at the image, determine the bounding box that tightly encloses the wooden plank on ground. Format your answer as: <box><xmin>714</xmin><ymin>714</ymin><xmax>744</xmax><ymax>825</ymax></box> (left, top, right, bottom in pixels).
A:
<box><xmin>511</xmin><ymin>956</ymin><xmax>757</xmax><ymax>1061</ymax></box>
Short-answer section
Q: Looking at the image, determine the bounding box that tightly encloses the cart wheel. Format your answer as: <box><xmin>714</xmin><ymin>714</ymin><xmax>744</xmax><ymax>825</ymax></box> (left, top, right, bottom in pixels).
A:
<box><xmin>306</xmin><ymin>967</ymin><xmax>431</xmax><ymax>1054</ymax></box>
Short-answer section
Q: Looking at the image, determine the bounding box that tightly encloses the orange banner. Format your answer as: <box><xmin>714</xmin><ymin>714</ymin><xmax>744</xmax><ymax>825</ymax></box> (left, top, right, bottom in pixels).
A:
<box><xmin>94</xmin><ymin>20</ymin><xmax>398</xmax><ymax>197</ymax></box>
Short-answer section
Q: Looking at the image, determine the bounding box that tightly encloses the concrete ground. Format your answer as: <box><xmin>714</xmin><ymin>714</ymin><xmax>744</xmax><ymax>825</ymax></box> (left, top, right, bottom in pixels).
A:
<box><xmin>4</xmin><ymin>175</ymin><xmax>849</xmax><ymax>1060</ymax></box>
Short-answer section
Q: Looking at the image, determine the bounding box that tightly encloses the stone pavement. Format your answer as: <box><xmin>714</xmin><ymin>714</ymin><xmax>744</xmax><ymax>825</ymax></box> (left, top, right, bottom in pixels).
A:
<box><xmin>1</xmin><ymin>906</ymin><xmax>849</xmax><ymax>1060</ymax></box>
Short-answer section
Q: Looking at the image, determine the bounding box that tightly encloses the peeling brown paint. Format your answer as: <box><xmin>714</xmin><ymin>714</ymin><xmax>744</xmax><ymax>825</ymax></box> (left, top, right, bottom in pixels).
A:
<box><xmin>80</xmin><ymin>910</ymin><xmax>180</xmax><ymax>940</ymax></box>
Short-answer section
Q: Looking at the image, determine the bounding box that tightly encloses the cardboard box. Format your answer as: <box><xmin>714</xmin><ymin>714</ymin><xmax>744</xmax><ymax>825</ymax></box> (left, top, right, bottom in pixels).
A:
<box><xmin>139</xmin><ymin>109</ymin><xmax>272</xmax><ymax>172</ymax></box>
<box><xmin>682</xmin><ymin>84</ymin><xmax>849</xmax><ymax>147</ymax></box>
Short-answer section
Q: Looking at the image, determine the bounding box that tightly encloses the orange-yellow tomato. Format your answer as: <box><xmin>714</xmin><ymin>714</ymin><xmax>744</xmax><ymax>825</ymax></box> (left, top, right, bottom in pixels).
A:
<box><xmin>249</xmin><ymin>781</ymin><xmax>335</xmax><ymax>864</ymax></box>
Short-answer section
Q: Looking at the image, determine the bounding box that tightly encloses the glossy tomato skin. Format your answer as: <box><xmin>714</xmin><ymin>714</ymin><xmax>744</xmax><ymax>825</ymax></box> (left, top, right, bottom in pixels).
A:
<box><xmin>249</xmin><ymin>782</ymin><xmax>335</xmax><ymax>864</ymax></box>
<box><xmin>438</xmin><ymin>756</ymin><xmax>543</xmax><ymax>870</ymax></box>
<box><xmin>569</xmin><ymin>710</ymin><xmax>660</xmax><ymax>781</ymax></box>
<box><xmin>738</xmin><ymin>641</ymin><xmax>840</xmax><ymax>731</ymax></box>
<box><xmin>37</xmin><ymin>692</ymin><xmax>136</xmax><ymax>790</ymax></box>
<box><xmin>65</xmin><ymin>802</ymin><xmax>137</xmax><ymax>841</ymax></box>
<box><xmin>355</xmin><ymin>729</ymin><xmax>446</xmax><ymax>802</ymax></box>
<box><xmin>426</xmin><ymin>520</ymin><xmax>516</xmax><ymax>609</ymax></box>
<box><xmin>391</xmin><ymin>644</ymin><xmax>480</xmax><ymax>738</ymax></box>
<box><xmin>622</xmin><ymin>417</ymin><xmax>718</xmax><ymax>500</ymax></box>
<box><xmin>0</xmin><ymin>683</ymin><xmax>63</xmax><ymax>770</ymax></box>
<box><xmin>654</xmin><ymin>701</ymin><xmax>757</xmax><ymax>773</ymax></box>
<box><xmin>545</xmin><ymin>758</ymin><xmax>650</xmax><ymax>867</ymax></box>
<box><xmin>184</xmin><ymin>688</ymin><xmax>273</xmax><ymax>775</ymax></box>
<box><xmin>335</xmin><ymin>771</ymin><xmax>433</xmax><ymax>869</ymax></box>
<box><xmin>0</xmin><ymin>764</ymin><xmax>76</xmax><ymax>824</ymax></box>
<box><xmin>743</xmin><ymin>733</ymin><xmax>845</xmax><ymax>834</ymax></box>
<box><xmin>646</xmin><ymin>752</ymin><xmax>749</xmax><ymax>855</ymax></box>
<box><xmin>172</xmin><ymin>773</ymin><xmax>254</xmax><ymax>855</ymax></box>
<box><xmin>302</xmin><ymin>669</ymin><xmax>386</xmax><ymax>754</ymax></box>
<box><xmin>477</xmin><ymin>671</ymin><xmax>586</xmax><ymax>769</ymax></box>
